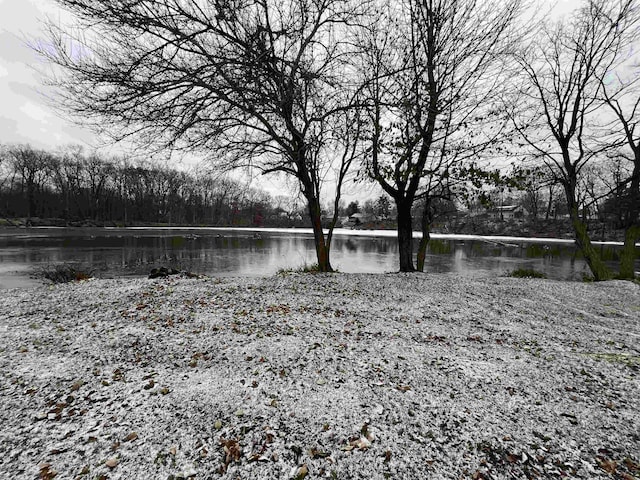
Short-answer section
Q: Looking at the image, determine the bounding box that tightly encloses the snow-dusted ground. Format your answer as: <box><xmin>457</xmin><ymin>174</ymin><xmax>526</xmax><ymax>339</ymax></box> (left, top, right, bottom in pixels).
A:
<box><xmin>0</xmin><ymin>273</ymin><xmax>638</xmax><ymax>479</ymax></box>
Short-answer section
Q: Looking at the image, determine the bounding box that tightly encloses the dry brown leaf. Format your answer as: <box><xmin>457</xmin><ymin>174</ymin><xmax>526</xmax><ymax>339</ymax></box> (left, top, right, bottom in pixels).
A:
<box><xmin>623</xmin><ymin>458</ymin><xmax>639</xmax><ymax>472</ymax></box>
<box><xmin>293</xmin><ymin>463</ymin><xmax>308</xmax><ymax>480</ymax></box>
<box><xmin>123</xmin><ymin>432</ymin><xmax>138</xmax><ymax>442</ymax></box>
<box><xmin>220</xmin><ymin>438</ymin><xmax>241</xmax><ymax>464</ymax></box>
<box><xmin>70</xmin><ymin>380</ymin><xmax>84</xmax><ymax>392</ymax></box>
<box><xmin>39</xmin><ymin>463</ymin><xmax>57</xmax><ymax>480</ymax></box>
<box><xmin>597</xmin><ymin>457</ymin><xmax>617</xmax><ymax>474</ymax></box>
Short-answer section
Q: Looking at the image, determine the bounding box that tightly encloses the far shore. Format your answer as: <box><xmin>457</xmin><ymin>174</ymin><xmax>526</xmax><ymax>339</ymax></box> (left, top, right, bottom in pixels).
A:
<box><xmin>1</xmin><ymin>223</ymin><xmax>637</xmax><ymax>247</ymax></box>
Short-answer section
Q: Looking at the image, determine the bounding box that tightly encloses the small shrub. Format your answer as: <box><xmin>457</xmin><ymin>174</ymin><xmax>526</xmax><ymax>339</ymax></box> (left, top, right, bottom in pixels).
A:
<box><xmin>277</xmin><ymin>262</ymin><xmax>336</xmax><ymax>275</ymax></box>
<box><xmin>509</xmin><ymin>268</ymin><xmax>547</xmax><ymax>279</ymax></box>
<box><xmin>33</xmin><ymin>263</ymin><xmax>94</xmax><ymax>284</ymax></box>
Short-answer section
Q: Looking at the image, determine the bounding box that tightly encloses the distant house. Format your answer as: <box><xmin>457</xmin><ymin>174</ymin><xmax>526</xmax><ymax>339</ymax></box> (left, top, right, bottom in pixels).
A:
<box><xmin>492</xmin><ymin>205</ymin><xmax>527</xmax><ymax>220</ymax></box>
<box><xmin>342</xmin><ymin>212</ymin><xmax>366</xmax><ymax>228</ymax></box>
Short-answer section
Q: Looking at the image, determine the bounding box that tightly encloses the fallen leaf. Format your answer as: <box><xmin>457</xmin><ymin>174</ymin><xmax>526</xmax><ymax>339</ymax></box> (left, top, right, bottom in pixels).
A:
<box><xmin>39</xmin><ymin>463</ymin><xmax>57</xmax><ymax>480</ymax></box>
<box><xmin>220</xmin><ymin>438</ymin><xmax>242</xmax><ymax>464</ymax></box>
<box><xmin>597</xmin><ymin>457</ymin><xmax>617</xmax><ymax>474</ymax></box>
<box><xmin>308</xmin><ymin>448</ymin><xmax>330</xmax><ymax>459</ymax></box>
<box><xmin>293</xmin><ymin>463</ymin><xmax>308</xmax><ymax>480</ymax></box>
<box><xmin>70</xmin><ymin>380</ymin><xmax>84</xmax><ymax>392</ymax></box>
<box><xmin>623</xmin><ymin>458</ymin><xmax>639</xmax><ymax>472</ymax></box>
<box><xmin>105</xmin><ymin>457</ymin><xmax>119</xmax><ymax>469</ymax></box>
<box><xmin>123</xmin><ymin>432</ymin><xmax>138</xmax><ymax>442</ymax></box>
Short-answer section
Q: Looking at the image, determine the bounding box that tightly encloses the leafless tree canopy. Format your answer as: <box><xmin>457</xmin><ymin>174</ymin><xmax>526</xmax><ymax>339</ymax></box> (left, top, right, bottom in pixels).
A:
<box><xmin>38</xmin><ymin>0</ymin><xmax>371</xmax><ymax>271</ymax></box>
<box><xmin>359</xmin><ymin>0</ymin><xmax>524</xmax><ymax>271</ymax></box>
<box><xmin>42</xmin><ymin>0</ymin><xmax>361</xmax><ymax>161</ymax></box>
<box><xmin>512</xmin><ymin>0</ymin><xmax>640</xmax><ymax>279</ymax></box>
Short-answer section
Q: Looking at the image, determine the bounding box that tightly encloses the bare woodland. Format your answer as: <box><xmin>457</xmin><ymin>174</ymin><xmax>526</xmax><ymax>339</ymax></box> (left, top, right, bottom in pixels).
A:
<box><xmin>14</xmin><ymin>0</ymin><xmax>640</xmax><ymax>278</ymax></box>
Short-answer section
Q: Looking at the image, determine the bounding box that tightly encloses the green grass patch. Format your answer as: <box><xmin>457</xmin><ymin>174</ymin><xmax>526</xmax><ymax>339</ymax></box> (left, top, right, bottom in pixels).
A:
<box><xmin>582</xmin><ymin>353</ymin><xmax>640</xmax><ymax>367</ymax></box>
<box><xmin>508</xmin><ymin>268</ymin><xmax>547</xmax><ymax>279</ymax></box>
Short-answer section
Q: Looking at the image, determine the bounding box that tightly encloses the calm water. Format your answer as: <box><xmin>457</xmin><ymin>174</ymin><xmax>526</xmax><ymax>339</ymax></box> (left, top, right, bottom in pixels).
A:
<box><xmin>0</xmin><ymin>227</ymin><xmax>637</xmax><ymax>288</ymax></box>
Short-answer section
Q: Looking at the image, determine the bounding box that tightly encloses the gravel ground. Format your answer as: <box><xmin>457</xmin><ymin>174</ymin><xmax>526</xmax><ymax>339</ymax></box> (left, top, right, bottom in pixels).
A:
<box><xmin>0</xmin><ymin>273</ymin><xmax>638</xmax><ymax>480</ymax></box>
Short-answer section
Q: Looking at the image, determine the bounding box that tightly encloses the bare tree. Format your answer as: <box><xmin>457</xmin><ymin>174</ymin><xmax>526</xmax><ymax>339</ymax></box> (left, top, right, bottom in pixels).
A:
<box><xmin>598</xmin><ymin>50</ymin><xmax>640</xmax><ymax>278</ymax></box>
<box><xmin>36</xmin><ymin>0</ymin><xmax>368</xmax><ymax>271</ymax></box>
<box><xmin>8</xmin><ymin>145</ymin><xmax>53</xmax><ymax>220</ymax></box>
<box><xmin>511</xmin><ymin>0</ymin><xmax>639</xmax><ymax>280</ymax></box>
<box><xmin>509</xmin><ymin>164</ymin><xmax>564</xmax><ymax>220</ymax></box>
<box><xmin>359</xmin><ymin>0</ymin><xmax>523</xmax><ymax>271</ymax></box>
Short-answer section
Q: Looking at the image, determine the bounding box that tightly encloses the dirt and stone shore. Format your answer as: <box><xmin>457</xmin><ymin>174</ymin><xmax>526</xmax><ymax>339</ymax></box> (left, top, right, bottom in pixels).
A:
<box><xmin>0</xmin><ymin>273</ymin><xmax>638</xmax><ymax>479</ymax></box>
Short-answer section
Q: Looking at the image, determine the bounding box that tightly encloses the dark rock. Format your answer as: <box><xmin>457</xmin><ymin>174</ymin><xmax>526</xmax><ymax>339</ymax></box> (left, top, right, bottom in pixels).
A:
<box><xmin>148</xmin><ymin>267</ymin><xmax>180</xmax><ymax>279</ymax></box>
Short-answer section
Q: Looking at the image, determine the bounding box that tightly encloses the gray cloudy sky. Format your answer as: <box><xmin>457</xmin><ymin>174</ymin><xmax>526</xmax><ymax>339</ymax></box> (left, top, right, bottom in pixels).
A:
<box><xmin>0</xmin><ymin>0</ymin><xmax>99</xmax><ymax>150</ymax></box>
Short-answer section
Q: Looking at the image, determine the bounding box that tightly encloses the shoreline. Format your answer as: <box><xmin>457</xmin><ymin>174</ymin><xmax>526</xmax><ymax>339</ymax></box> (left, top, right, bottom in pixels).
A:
<box><xmin>2</xmin><ymin>224</ymin><xmax>638</xmax><ymax>247</ymax></box>
<box><xmin>0</xmin><ymin>273</ymin><xmax>638</xmax><ymax>479</ymax></box>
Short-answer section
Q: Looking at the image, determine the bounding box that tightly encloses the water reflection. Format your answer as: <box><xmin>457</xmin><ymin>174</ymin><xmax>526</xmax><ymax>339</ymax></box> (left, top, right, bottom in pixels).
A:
<box><xmin>0</xmin><ymin>228</ymin><xmax>637</xmax><ymax>288</ymax></box>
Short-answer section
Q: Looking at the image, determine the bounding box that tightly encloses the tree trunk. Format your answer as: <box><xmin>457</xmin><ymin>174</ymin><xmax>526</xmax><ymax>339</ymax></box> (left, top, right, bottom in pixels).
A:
<box><xmin>27</xmin><ymin>181</ymin><xmax>36</xmax><ymax>219</ymax></box>
<box><xmin>619</xmin><ymin>169</ymin><xmax>639</xmax><ymax>280</ymax></box>
<box><xmin>416</xmin><ymin>200</ymin><xmax>433</xmax><ymax>272</ymax></box>
<box><xmin>562</xmin><ymin>174</ymin><xmax>611</xmax><ymax>281</ymax></box>
<box><xmin>306</xmin><ymin>195</ymin><xmax>332</xmax><ymax>272</ymax></box>
<box><xmin>619</xmin><ymin>224</ymin><xmax>639</xmax><ymax>280</ymax></box>
<box><xmin>546</xmin><ymin>185</ymin><xmax>554</xmax><ymax>220</ymax></box>
<box><xmin>569</xmin><ymin>207</ymin><xmax>611</xmax><ymax>281</ymax></box>
<box><xmin>396</xmin><ymin>200</ymin><xmax>415</xmax><ymax>272</ymax></box>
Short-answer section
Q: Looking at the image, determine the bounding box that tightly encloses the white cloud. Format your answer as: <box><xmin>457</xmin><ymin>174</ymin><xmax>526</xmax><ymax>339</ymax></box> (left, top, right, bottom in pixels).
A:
<box><xmin>19</xmin><ymin>101</ymin><xmax>52</xmax><ymax>123</ymax></box>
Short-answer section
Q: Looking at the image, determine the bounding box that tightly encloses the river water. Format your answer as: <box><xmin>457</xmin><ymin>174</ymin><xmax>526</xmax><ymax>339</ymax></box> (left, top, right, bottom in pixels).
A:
<box><xmin>0</xmin><ymin>226</ymin><xmax>637</xmax><ymax>288</ymax></box>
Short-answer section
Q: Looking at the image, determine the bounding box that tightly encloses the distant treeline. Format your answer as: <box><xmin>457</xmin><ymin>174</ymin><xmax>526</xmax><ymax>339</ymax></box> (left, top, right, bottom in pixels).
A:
<box><xmin>0</xmin><ymin>144</ymin><xmax>306</xmax><ymax>227</ymax></box>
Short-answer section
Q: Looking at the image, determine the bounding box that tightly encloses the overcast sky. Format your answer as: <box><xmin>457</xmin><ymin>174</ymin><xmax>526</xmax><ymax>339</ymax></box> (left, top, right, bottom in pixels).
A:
<box><xmin>0</xmin><ymin>0</ymin><xmax>100</xmax><ymax>150</ymax></box>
